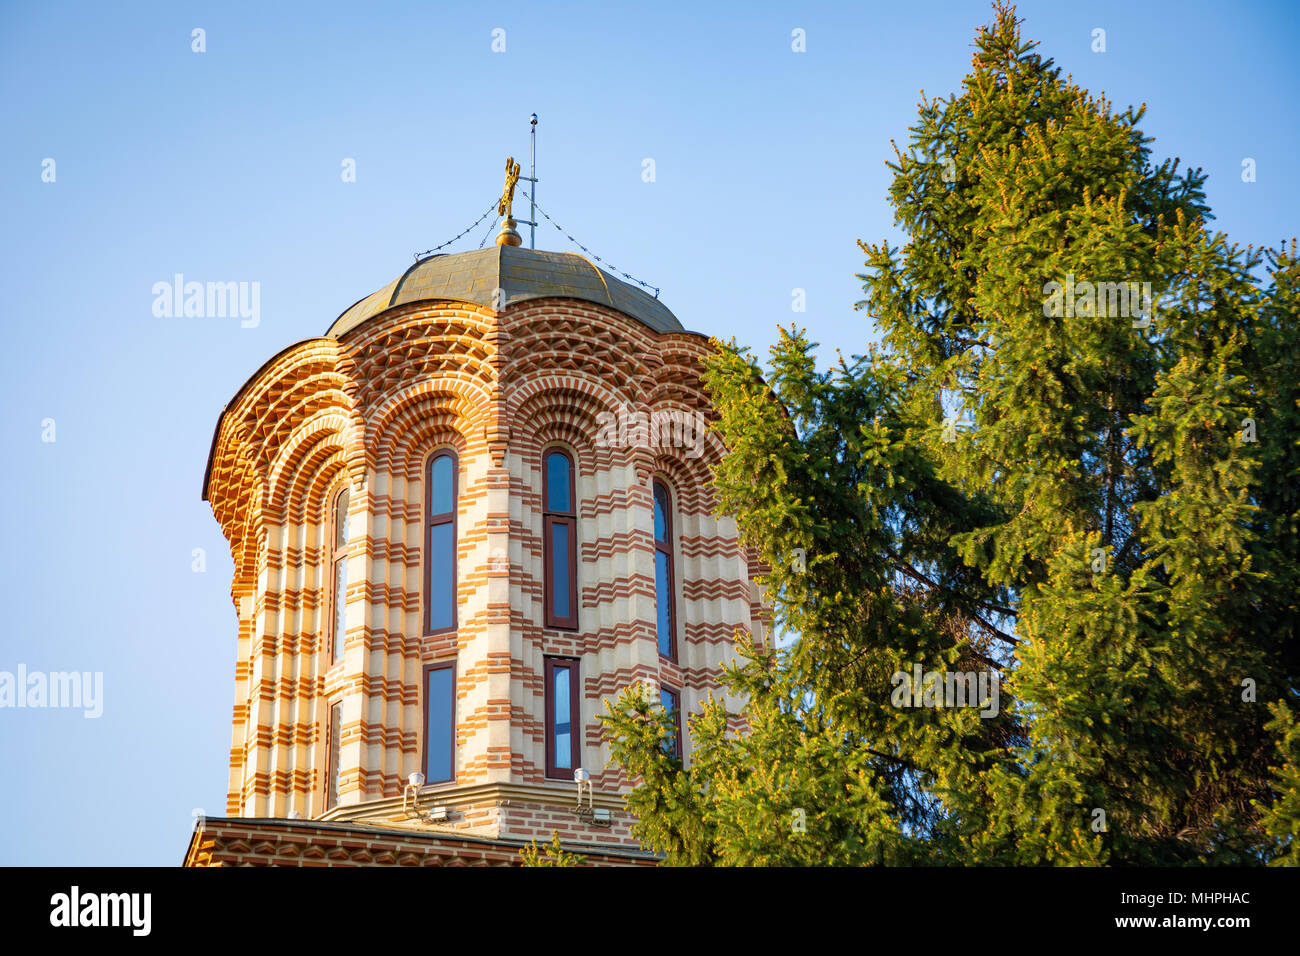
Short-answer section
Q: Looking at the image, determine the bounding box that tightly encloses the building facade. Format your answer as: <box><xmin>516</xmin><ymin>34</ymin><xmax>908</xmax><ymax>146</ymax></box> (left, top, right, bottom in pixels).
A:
<box><xmin>186</xmin><ymin>212</ymin><xmax>768</xmax><ymax>866</ymax></box>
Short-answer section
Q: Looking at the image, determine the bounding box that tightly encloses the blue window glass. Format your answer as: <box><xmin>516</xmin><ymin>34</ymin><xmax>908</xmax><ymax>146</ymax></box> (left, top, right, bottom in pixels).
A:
<box><xmin>554</xmin><ymin>665</ymin><xmax>571</xmax><ymax>770</ymax></box>
<box><xmin>546</xmin><ymin>657</ymin><xmax>580</xmax><ymax>778</ymax></box>
<box><xmin>551</xmin><ymin>522</ymin><xmax>571</xmax><ymax>620</ymax></box>
<box><xmin>543</xmin><ymin>449</ymin><xmax>577</xmax><ymax>629</ymax></box>
<box><xmin>653</xmin><ymin>484</ymin><xmax>667</xmax><ymax>542</ymax></box>
<box><xmin>656</xmin><ymin>552</ymin><xmax>673</xmax><ymax>656</ymax></box>
<box><xmin>427</xmin><ymin>452</ymin><xmax>457</xmax><ymax>633</ymax></box>
<box><xmin>428</xmin><ymin>523</ymin><xmax>455</xmax><ymax>632</ymax></box>
<box><xmin>545</xmin><ymin>451</ymin><xmax>571</xmax><ymax>512</ymax></box>
<box><xmin>425</xmin><ymin>665</ymin><xmax>455</xmax><ymax>783</ymax></box>
<box><xmin>653</xmin><ymin>481</ymin><xmax>675</xmax><ymax>659</ymax></box>
<box><xmin>430</xmin><ymin>454</ymin><xmax>454</xmax><ymax>514</ymax></box>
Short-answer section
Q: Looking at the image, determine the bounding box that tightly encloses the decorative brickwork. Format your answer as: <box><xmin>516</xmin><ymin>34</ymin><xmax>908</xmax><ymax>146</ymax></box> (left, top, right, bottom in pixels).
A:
<box><xmin>184</xmin><ymin>817</ymin><xmax>657</xmax><ymax>867</ymax></box>
<box><xmin>198</xmin><ymin>252</ymin><xmax>766</xmax><ymax>863</ymax></box>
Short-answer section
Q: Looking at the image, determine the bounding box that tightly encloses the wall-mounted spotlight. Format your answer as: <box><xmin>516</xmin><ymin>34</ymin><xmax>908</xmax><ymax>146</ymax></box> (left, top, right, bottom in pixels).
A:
<box><xmin>574</xmin><ymin>767</ymin><xmax>592</xmax><ymax>812</ymax></box>
<box><xmin>402</xmin><ymin>772</ymin><xmax>453</xmax><ymax>826</ymax></box>
<box><xmin>403</xmin><ymin>772</ymin><xmax>426</xmax><ymax>818</ymax></box>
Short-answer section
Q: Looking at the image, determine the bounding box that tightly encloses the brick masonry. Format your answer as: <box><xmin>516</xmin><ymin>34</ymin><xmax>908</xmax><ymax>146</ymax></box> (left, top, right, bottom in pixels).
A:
<box><xmin>184</xmin><ymin>816</ymin><xmax>658</xmax><ymax>867</ymax></box>
<box><xmin>199</xmin><ymin>284</ymin><xmax>768</xmax><ymax>864</ymax></box>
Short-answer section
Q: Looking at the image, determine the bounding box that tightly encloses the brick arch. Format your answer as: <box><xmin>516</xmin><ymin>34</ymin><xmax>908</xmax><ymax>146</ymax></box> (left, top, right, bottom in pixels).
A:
<box><xmin>222</xmin><ymin>344</ymin><xmax>352</xmax><ymax>450</ymax></box>
<box><xmin>249</xmin><ymin>378</ymin><xmax>356</xmax><ymax>469</ymax></box>
<box><xmin>265</xmin><ymin>410</ymin><xmax>363</xmax><ymax>521</ymax></box>
<box><xmin>643</xmin><ymin>337</ymin><xmax>715</xmax><ymax>405</ymax></box>
<box><xmin>340</xmin><ymin>301</ymin><xmax>497</xmax><ymax>355</ymax></box>
<box><xmin>645</xmin><ymin>400</ymin><xmax>726</xmax><ymax>489</ymax></box>
<box><xmin>283</xmin><ymin>441</ymin><xmax>353</xmax><ymax>529</ymax></box>
<box><xmin>643</xmin><ymin>376</ymin><xmax>716</xmax><ymax>419</ymax></box>
<box><xmin>224</xmin><ymin>342</ymin><xmax>346</xmax><ymax>433</ymax></box>
<box><xmin>343</xmin><ymin>305</ymin><xmax>499</xmax><ymax>416</ymax></box>
<box><xmin>649</xmin><ymin>450</ymin><xmax>718</xmax><ymax>515</ymax></box>
<box><xmin>391</xmin><ymin>421</ymin><xmax>470</xmax><ymax>484</ymax></box>
<box><xmin>362</xmin><ymin>363</ymin><xmax>495</xmax><ymax>433</ymax></box>
<box><xmin>508</xmin><ymin>370</ymin><xmax>637</xmax><ymax>415</ymax></box>
<box><xmin>517</xmin><ymin>405</ymin><xmax>602</xmax><ymax>451</ymax></box>
<box><xmin>208</xmin><ymin>339</ymin><xmax>357</xmax><ymax>564</ymax></box>
<box><xmin>210</xmin><ymin>438</ymin><xmax>265</xmax><ymax>596</ymax></box>
<box><xmin>508</xmin><ymin>376</ymin><xmax>636</xmax><ymax>469</ymax></box>
<box><xmin>525</xmin><ymin>410</ymin><xmax>652</xmax><ymax>489</ymax></box>
<box><xmin>367</xmin><ymin>382</ymin><xmax>491</xmax><ymax>475</ymax></box>
<box><xmin>210</xmin><ymin>424</ymin><xmax>267</xmax><ymax>515</ymax></box>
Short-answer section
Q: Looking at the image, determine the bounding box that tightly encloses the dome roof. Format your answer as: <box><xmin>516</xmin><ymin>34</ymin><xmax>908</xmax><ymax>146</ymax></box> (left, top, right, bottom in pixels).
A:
<box><xmin>327</xmin><ymin>245</ymin><xmax>683</xmax><ymax>337</ymax></box>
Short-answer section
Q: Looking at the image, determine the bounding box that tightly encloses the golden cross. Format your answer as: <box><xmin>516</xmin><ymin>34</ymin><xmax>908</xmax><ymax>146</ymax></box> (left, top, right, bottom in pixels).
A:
<box><xmin>498</xmin><ymin>156</ymin><xmax>521</xmax><ymax>219</ymax></box>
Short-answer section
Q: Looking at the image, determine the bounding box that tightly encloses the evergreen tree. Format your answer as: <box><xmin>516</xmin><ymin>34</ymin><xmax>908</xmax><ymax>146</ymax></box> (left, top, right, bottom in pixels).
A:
<box><xmin>1257</xmin><ymin>699</ymin><xmax>1300</xmax><ymax>865</ymax></box>
<box><xmin>601</xmin><ymin>1</ymin><xmax>1298</xmax><ymax>865</ymax></box>
<box><xmin>520</xmin><ymin>831</ymin><xmax>588</xmax><ymax>867</ymax></box>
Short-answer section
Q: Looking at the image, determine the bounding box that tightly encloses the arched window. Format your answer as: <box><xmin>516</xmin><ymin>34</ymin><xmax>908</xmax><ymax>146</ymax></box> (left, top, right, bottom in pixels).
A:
<box><xmin>426</xmin><ymin>451</ymin><xmax>458</xmax><ymax>634</ymax></box>
<box><xmin>329</xmin><ymin>486</ymin><xmax>350</xmax><ymax>663</ymax></box>
<box><xmin>653</xmin><ymin>480</ymin><xmax>676</xmax><ymax>660</ymax></box>
<box><xmin>543</xmin><ymin>449</ymin><xmax>578</xmax><ymax>630</ymax></box>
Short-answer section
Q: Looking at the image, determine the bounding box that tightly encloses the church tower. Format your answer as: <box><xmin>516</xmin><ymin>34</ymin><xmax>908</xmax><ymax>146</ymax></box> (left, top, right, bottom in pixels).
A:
<box><xmin>185</xmin><ymin>163</ymin><xmax>767</xmax><ymax>866</ymax></box>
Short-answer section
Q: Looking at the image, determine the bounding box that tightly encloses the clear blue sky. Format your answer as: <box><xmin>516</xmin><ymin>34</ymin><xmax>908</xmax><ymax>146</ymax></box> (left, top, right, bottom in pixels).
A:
<box><xmin>1</xmin><ymin>0</ymin><xmax>1296</xmax><ymax>865</ymax></box>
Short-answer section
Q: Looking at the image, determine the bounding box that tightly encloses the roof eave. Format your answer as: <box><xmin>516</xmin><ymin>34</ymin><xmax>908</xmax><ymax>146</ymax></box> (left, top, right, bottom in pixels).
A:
<box><xmin>200</xmin><ymin>337</ymin><xmax>332</xmax><ymax>501</ymax></box>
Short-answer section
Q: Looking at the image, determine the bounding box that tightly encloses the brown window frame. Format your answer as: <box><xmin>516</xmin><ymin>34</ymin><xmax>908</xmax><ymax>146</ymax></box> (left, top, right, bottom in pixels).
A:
<box><xmin>421</xmin><ymin>660</ymin><xmax>457</xmax><ymax>785</ymax></box>
<box><xmin>660</xmin><ymin>684</ymin><xmax>682</xmax><ymax>761</ymax></box>
<box><xmin>542</xmin><ymin>448</ymin><xmax>578</xmax><ymax>630</ymax></box>
<box><xmin>653</xmin><ymin>479</ymin><xmax>677</xmax><ymax>661</ymax></box>
<box><xmin>425</xmin><ymin>450</ymin><xmax>459</xmax><ymax>635</ymax></box>
<box><xmin>329</xmin><ymin>486</ymin><xmax>350</xmax><ymax>664</ymax></box>
<box><xmin>544</xmin><ymin>656</ymin><xmax>582</xmax><ymax>779</ymax></box>
<box><xmin>325</xmin><ymin>699</ymin><xmax>343</xmax><ymax>810</ymax></box>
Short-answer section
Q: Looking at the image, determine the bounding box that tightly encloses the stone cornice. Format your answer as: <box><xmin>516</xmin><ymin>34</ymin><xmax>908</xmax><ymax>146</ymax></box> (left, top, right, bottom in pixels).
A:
<box><xmin>320</xmin><ymin>779</ymin><xmax>630</xmax><ymax>827</ymax></box>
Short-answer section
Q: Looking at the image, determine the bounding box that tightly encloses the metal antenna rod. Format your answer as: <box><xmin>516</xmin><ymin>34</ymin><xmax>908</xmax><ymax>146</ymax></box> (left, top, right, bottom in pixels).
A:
<box><xmin>529</xmin><ymin>113</ymin><xmax>537</xmax><ymax>249</ymax></box>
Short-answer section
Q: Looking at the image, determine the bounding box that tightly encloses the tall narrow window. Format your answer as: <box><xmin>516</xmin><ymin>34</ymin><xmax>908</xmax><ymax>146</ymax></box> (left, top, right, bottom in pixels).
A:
<box><xmin>660</xmin><ymin>686</ymin><xmax>682</xmax><ymax>760</ymax></box>
<box><xmin>545</xmin><ymin>657</ymin><xmax>581</xmax><ymax>778</ymax></box>
<box><xmin>423</xmin><ymin>662</ymin><xmax>456</xmax><ymax>784</ymax></box>
<box><xmin>330</xmin><ymin>487</ymin><xmax>350</xmax><ymax>663</ymax></box>
<box><xmin>653</xmin><ymin>480</ymin><xmax>676</xmax><ymax>660</ymax></box>
<box><xmin>326</xmin><ymin>700</ymin><xmax>342</xmax><ymax>810</ymax></box>
<box><xmin>426</xmin><ymin>451</ymin><xmax>457</xmax><ymax>634</ymax></box>
<box><xmin>543</xmin><ymin>449</ymin><xmax>578</xmax><ymax>629</ymax></box>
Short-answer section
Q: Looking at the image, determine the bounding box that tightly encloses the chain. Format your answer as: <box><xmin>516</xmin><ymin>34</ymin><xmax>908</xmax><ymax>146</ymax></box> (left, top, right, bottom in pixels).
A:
<box><xmin>527</xmin><ymin>193</ymin><xmax>661</xmax><ymax>298</ymax></box>
<box><xmin>414</xmin><ymin>198</ymin><xmax>500</xmax><ymax>261</ymax></box>
<box><xmin>413</xmin><ymin>194</ymin><xmax>663</xmax><ymax>302</ymax></box>
<box><xmin>478</xmin><ymin>210</ymin><xmax>501</xmax><ymax>249</ymax></box>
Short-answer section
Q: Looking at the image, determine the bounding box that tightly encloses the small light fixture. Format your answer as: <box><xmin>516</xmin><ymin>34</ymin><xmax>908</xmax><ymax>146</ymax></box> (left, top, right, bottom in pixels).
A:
<box><xmin>574</xmin><ymin>767</ymin><xmax>592</xmax><ymax>812</ymax></box>
<box><xmin>403</xmin><ymin>772</ymin><xmax>426</xmax><ymax>818</ymax></box>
